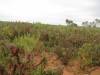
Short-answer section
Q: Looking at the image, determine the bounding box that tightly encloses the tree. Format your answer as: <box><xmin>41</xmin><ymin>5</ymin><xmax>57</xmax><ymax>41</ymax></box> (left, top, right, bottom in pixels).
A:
<box><xmin>66</xmin><ymin>19</ymin><xmax>73</xmax><ymax>25</ymax></box>
<box><xmin>82</xmin><ymin>21</ymin><xmax>90</xmax><ymax>27</ymax></box>
<box><xmin>82</xmin><ymin>21</ymin><xmax>96</xmax><ymax>27</ymax></box>
<box><xmin>90</xmin><ymin>22</ymin><xmax>96</xmax><ymax>27</ymax></box>
<box><xmin>65</xmin><ymin>19</ymin><xmax>77</xmax><ymax>27</ymax></box>
<box><xmin>95</xmin><ymin>19</ymin><xmax>100</xmax><ymax>27</ymax></box>
<box><xmin>95</xmin><ymin>19</ymin><xmax>100</xmax><ymax>23</ymax></box>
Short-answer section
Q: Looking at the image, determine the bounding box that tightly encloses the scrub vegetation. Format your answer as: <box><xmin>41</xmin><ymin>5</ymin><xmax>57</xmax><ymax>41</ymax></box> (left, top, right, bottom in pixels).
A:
<box><xmin>0</xmin><ymin>20</ymin><xmax>100</xmax><ymax>75</ymax></box>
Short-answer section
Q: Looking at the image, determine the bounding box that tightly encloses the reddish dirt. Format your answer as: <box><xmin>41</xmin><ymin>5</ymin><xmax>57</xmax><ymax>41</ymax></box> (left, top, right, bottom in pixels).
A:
<box><xmin>44</xmin><ymin>52</ymin><xmax>63</xmax><ymax>70</ymax></box>
<box><xmin>33</xmin><ymin>52</ymin><xmax>100</xmax><ymax>75</ymax></box>
<box><xmin>90</xmin><ymin>67</ymin><xmax>100</xmax><ymax>75</ymax></box>
<box><xmin>63</xmin><ymin>67</ymin><xmax>74</xmax><ymax>75</ymax></box>
<box><xmin>33</xmin><ymin>52</ymin><xmax>43</xmax><ymax>66</ymax></box>
<box><xmin>44</xmin><ymin>52</ymin><xmax>76</xmax><ymax>75</ymax></box>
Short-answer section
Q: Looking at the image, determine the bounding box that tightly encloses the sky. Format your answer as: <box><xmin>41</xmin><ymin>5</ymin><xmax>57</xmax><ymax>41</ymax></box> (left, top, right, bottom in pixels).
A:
<box><xmin>0</xmin><ymin>0</ymin><xmax>99</xmax><ymax>24</ymax></box>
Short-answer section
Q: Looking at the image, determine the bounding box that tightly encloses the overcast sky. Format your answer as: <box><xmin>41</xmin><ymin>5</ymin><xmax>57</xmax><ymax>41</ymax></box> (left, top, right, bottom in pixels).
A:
<box><xmin>0</xmin><ymin>0</ymin><xmax>99</xmax><ymax>24</ymax></box>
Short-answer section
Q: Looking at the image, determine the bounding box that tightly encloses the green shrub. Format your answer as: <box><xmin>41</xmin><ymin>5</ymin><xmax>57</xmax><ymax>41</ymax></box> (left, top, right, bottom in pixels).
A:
<box><xmin>13</xmin><ymin>34</ymin><xmax>39</xmax><ymax>52</ymax></box>
<box><xmin>0</xmin><ymin>25</ymin><xmax>15</xmax><ymax>39</ymax></box>
<box><xmin>44</xmin><ymin>69</ymin><xmax>61</xmax><ymax>75</ymax></box>
<box><xmin>0</xmin><ymin>40</ymin><xmax>11</xmax><ymax>70</ymax></box>
<box><xmin>54</xmin><ymin>46</ymin><xmax>76</xmax><ymax>65</ymax></box>
<box><xmin>78</xmin><ymin>43</ymin><xmax>100</xmax><ymax>69</ymax></box>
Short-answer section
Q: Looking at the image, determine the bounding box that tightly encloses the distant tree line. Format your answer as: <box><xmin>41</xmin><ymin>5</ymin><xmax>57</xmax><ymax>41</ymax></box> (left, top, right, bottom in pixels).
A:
<box><xmin>65</xmin><ymin>18</ymin><xmax>100</xmax><ymax>27</ymax></box>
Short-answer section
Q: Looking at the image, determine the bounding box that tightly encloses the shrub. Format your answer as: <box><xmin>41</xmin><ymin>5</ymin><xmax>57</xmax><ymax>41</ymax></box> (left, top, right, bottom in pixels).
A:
<box><xmin>78</xmin><ymin>43</ymin><xmax>100</xmax><ymax>70</ymax></box>
<box><xmin>54</xmin><ymin>46</ymin><xmax>76</xmax><ymax>65</ymax></box>
<box><xmin>13</xmin><ymin>34</ymin><xmax>39</xmax><ymax>52</ymax></box>
<box><xmin>0</xmin><ymin>40</ymin><xmax>10</xmax><ymax>66</ymax></box>
<box><xmin>44</xmin><ymin>69</ymin><xmax>61</xmax><ymax>75</ymax></box>
<box><xmin>0</xmin><ymin>25</ymin><xmax>15</xmax><ymax>39</ymax></box>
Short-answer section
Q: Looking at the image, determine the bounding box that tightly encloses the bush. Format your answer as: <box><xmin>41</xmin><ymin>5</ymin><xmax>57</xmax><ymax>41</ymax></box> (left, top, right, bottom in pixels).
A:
<box><xmin>54</xmin><ymin>46</ymin><xmax>76</xmax><ymax>65</ymax></box>
<box><xmin>0</xmin><ymin>40</ymin><xmax>10</xmax><ymax>66</ymax></box>
<box><xmin>13</xmin><ymin>34</ymin><xmax>39</xmax><ymax>52</ymax></box>
<box><xmin>44</xmin><ymin>69</ymin><xmax>61</xmax><ymax>75</ymax></box>
<box><xmin>78</xmin><ymin>43</ymin><xmax>100</xmax><ymax>69</ymax></box>
<box><xmin>0</xmin><ymin>25</ymin><xmax>15</xmax><ymax>39</ymax></box>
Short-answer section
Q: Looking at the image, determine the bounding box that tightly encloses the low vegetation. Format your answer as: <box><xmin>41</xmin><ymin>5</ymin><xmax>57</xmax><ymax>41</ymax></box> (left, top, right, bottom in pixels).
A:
<box><xmin>0</xmin><ymin>21</ymin><xmax>100</xmax><ymax>75</ymax></box>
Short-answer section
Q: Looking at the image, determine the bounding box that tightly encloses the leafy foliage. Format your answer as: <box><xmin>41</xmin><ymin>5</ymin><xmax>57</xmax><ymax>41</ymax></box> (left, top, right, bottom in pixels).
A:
<box><xmin>78</xmin><ymin>43</ymin><xmax>100</xmax><ymax>69</ymax></box>
<box><xmin>13</xmin><ymin>34</ymin><xmax>39</xmax><ymax>52</ymax></box>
